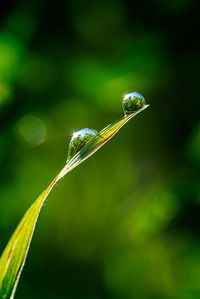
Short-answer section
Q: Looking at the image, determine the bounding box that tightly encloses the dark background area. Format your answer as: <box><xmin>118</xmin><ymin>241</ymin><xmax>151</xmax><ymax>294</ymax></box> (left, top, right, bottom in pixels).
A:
<box><xmin>0</xmin><ymin>0</ymin><xmax>200</xmax><ymax>298</ymax></box>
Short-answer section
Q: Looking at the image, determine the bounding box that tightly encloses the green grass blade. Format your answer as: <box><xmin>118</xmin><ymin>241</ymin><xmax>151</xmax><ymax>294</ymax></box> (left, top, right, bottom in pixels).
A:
<box><xmin>0</xmin><ymin>105</ymin><xmax>149</xmax><ymax>299</ymax></box>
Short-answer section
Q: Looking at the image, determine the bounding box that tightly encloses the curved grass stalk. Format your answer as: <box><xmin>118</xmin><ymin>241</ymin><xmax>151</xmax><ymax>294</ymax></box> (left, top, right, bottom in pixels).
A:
<box><xmin>0</xmin><ymin>105</ymin><xmax>149</xmax><ymax>299</ymax></box>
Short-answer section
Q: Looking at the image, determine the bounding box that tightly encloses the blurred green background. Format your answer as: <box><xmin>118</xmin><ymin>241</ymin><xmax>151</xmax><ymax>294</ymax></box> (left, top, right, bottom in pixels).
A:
<box><xmin>0</xmin><ymin>0</ymin><xmax>200</xmax><ymax>298</ymax></box>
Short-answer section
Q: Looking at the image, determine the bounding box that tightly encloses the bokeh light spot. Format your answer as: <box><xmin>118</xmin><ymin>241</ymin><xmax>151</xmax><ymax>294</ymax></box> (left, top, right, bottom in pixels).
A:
<box><xmin>16</xmin><ymin>114</ymin><xmax>46</xmax><ymax>146</ymax></box>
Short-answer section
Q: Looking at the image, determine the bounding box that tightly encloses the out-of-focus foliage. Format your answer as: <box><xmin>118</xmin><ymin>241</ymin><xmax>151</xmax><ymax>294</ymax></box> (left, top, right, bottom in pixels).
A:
<box><xmin>0</xmin><ymin>0</ymin><xmax>199</xmax><ymax>298</ymax></box>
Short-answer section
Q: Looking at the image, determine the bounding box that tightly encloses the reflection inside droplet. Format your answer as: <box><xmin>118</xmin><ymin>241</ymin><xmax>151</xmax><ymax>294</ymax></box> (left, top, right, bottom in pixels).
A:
<box><xmin>122</xmin><ymin>92</ymin><xmax>146</xmax><ymax>116</ymax></box>
<box><xmin>67</xmin><ymin>128</ymin><xmax>97</xmax><ymax>162</ymax></box>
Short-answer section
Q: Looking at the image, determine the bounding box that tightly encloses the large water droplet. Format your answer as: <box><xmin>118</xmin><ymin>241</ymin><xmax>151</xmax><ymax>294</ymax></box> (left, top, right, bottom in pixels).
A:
<box><xmin>122</xmin><ymin>92</ymin><xmax>146</xmax><ymax>116</ymax></box>
<box><xmin>67</xmin><ymin>128</ymin><xmax>97</xmax><ymax>162</ymax></box>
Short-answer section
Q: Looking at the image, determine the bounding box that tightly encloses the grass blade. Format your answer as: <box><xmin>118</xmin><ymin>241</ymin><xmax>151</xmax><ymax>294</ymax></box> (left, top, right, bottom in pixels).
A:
<box><xmin>0</xmin><ymin>105</ymin><xmax>149</xmax><ymax>299</ymax></box>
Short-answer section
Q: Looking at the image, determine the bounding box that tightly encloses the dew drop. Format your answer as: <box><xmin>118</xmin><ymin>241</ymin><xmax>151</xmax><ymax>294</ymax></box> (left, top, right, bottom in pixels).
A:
<box><xmin>122</xmin><ymin>92</ymin><xmax>146</xmax><ymax>116</ymax></box>
<box><xmin>67</xmin><ymin>128</ymin><xmax>97</xmax><ymax>162</ymax></box>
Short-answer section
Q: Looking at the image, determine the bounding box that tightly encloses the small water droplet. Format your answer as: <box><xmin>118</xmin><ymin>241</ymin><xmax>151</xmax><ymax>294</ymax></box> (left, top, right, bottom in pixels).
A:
<box><xmin>67</xmin><ymin>128</ymin><xmax>97</xmax><ymax>162</ymax></box>
<box><xmin>122</xmin><ymin>92</ymin><xmax>146</xmax><ymax>116</ymax></box>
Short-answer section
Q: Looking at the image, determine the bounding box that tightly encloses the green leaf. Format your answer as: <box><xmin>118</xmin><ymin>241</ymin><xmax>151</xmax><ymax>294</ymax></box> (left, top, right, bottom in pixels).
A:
<box><xmin>0</xmin><ymin>105</ymin><xmax>149</xmax><ymax>299</ymax></box>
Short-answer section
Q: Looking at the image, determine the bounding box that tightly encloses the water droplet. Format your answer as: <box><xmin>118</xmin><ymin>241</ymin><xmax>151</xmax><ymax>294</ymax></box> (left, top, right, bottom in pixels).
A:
<box><xmin>122</xmin><ymin>92</ymin><xmax>146</xmax><ymax>115</ymax></box>
<box><xmin>67</xmin><ymin>128</ymin><xmax>97</xmax><ymax>162</ymax></box>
